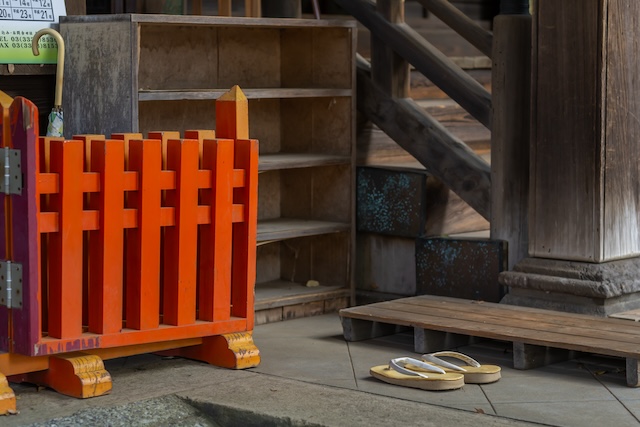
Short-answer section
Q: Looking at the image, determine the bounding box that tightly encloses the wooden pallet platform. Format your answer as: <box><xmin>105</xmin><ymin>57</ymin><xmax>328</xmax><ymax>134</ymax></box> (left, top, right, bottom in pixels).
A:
<box><xmin>339</xmin><ymin>295</ymin><xmax>640</xmax><ymax>387</ymax></box>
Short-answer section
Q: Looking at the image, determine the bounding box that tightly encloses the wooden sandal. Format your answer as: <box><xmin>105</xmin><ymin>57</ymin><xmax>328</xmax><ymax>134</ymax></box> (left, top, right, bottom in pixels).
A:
<box><xmin>417</xmin><ymin>351</ymin><xmax>501</xmax><ymax>384</ymax></box>
<box><xmin>369</xmin><ymin>357</ymin><xmax>465</xmax><ymax>391</ymax></box>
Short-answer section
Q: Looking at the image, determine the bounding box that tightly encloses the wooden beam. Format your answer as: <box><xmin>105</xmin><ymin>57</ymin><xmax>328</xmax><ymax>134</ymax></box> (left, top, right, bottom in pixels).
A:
<box><xmin>357</xmin><ymin>57</ymin><xmax>491</xmax><ymax>220</ymax></box>
<box><xmin>335</xmin><ymin>0</ymin><xmax>492</xmax><ymax>129</ymax></box>
<box><xmin>372</xmin><ymin>0</ymin><xmax>410</xmax><ymax>98</ymax></box>
<box><xmin>491</xmin><ymin>15</ymin><xmax>531</xmax><ymax>269</ymax></box>
<box><xmin>416</xmin><ymin>0</ymin><xmax>493</xmax><ymax>58</ymax></box>
<box><xmin>64</xmin><ymin>0</ymin><xmax>86</xmax><ymax>15</ymax></box>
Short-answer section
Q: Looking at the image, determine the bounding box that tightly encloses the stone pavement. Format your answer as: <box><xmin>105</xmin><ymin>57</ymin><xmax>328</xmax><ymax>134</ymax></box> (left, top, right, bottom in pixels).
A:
<box><xmin>3</xmin><ymin>313</ymin><xmax>640</xmax><ymax>426</ymax></box>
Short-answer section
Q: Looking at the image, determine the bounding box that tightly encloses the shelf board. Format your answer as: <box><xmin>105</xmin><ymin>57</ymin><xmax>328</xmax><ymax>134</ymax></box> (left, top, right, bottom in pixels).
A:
<box><xmin>258</xmin><ymin>153</ymin><xmax>351</xmax><ymax>171</ymax></box>
<box><xmin>257</xmin><ymin>218</ymin><xmax>350</xmax><ymax>243</ymax></box>
<box><xmin>255</xmin><ymin>279</ymin><xmax>350</xmax><ymax>311</ymax></box>
<box><xmin>138</xmin><ymin>88</ymin><xmax>351</xmax><ymax>102</ymax></box>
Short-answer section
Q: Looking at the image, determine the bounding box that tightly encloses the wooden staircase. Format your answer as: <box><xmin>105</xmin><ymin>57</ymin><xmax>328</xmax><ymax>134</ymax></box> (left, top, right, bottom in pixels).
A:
<box><xmin>350</xmin><ymin>1</ymin><xmax>503</xmax><ymax>305</ymax></box>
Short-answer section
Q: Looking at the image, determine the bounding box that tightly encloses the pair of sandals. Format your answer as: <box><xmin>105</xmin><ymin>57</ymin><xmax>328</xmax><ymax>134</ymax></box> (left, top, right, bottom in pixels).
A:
<box><xmin>370</xmin><ymin>351</ymin><xmax>501</xmax><ymax>391</ymax></box>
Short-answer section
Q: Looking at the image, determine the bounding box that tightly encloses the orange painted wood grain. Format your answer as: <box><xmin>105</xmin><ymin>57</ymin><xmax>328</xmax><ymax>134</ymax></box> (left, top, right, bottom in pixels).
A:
<box><xmin>88</xmin><ymin>139</ymin><xmax>125</xmax><ymax>334</ymax></box>
<box><xmin>73</xmin><ymin>134</ymin><xmax>105</xmax><ymax>329</ymax></box>
<box><xmin>163</xmin><ymin>139</ymin><xmax>199</xmax><ymax>326</ymax></box>
<box><xmin>231</xmin><ymin>139</ymin><xmax>259</xmax><ymax>327</ymax></box>
<box><xmin>215</xmin><ymin>86</ymin><xmax>249</xmax><ymax>141</ymax></box>
<box><xmin>47</xmin><ymin>139</ymin><xmax>84</xmax><ymax>339</ymax></box>
<box><xmin>126</xmin><ymin>139</ymin><xmax>162</xmax><ymax>330</ymax></box>
<box><xmin>198</xmin><ymin>138</ymin><xmax>234</xmax><ymax>321</ymax></box>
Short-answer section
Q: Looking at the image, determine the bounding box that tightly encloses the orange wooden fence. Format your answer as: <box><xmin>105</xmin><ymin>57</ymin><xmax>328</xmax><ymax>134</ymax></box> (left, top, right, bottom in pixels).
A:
<box><xmin>0</xmin><ymin>86</ymin><xmax>259</xmax><ymax>408</ymax></box>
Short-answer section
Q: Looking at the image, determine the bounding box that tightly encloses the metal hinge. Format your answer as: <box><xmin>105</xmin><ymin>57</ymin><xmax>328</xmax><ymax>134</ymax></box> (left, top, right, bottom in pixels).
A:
<box><xmin>0</xmin><ymin>261</ymin><xmax>23</xmax><ymax>309</ymax></box>
<box><xmin>0</xmin><ymin>147</ymin><xmax>22</xmax><ymax>195</ymax></box>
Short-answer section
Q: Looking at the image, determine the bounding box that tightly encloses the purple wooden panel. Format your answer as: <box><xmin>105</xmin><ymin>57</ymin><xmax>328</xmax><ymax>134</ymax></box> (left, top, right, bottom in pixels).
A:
<box><xmin>0</xmin><ymin>102</ymin><xmax>8</xmax><ymax>352</ymax></box>
<box><xmin>10</xmin><ymin>97</ymin><xmax>41</xmax><ymax>355</ymax></box>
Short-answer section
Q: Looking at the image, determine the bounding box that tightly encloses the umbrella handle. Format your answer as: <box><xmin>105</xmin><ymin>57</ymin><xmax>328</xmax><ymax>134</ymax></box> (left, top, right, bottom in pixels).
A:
<box><xmin>32</xmin><ymin>28</ymin><xmax>65</xmax><ymax>109</ymax></box>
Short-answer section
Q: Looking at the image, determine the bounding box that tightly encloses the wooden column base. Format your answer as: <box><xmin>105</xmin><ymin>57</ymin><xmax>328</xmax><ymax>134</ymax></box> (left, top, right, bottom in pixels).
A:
<box><xmin>12</xmin><ymin>353</ymin><xmax>112</xmax><ymax>399</ymax></box>
<box><xmin>0</xmin><ymin>373</ymin><xmax>16</xmax><ymax>415</ymax></box>
<box><xmin>160</xmin><ymin>332</ymin><xmax>260</xmax><ymax>369</ymax></box>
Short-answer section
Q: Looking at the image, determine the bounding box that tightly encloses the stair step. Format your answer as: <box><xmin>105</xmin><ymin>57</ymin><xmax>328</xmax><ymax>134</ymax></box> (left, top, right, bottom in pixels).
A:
<box><xmin>356</xmin><ymin>165</ymin><xmax>489</xmax><ymax>238</ymax></box>
<box><xmin>356</xmin><ymin>234</ymin><xmax>506</xmax><ymax>304</ymax></box>
<box><xmin>415</xmin><ymin>237</ymin><xmax>507</xmax><ymax>302</ymax></box>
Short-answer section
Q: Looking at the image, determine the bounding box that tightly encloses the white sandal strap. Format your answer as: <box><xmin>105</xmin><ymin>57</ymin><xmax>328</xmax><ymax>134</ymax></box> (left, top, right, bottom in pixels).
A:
<box><xmin>421</xmin><ymin>351</ymin><xmax>481</xmax><ymax>372</ymax></box>
<box><xmin>389</xmin><ymin>357</ymin><xmax>446</xmax><ymax>378</ymax></box>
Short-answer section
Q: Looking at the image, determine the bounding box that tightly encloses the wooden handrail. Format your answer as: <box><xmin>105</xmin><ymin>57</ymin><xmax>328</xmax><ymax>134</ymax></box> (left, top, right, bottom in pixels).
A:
<box><xmin>416</xmin><ymin>0</ymin><xmax>493</xmax><ymax>58</ymax></box>
<box><xmin>336</xmin><ymin>0</ymin><xmax>492</xmax><ymax>129</ymax></box>
<box><xmin>357</xmin><ymin>56</ymin><xmax>491</xmax><ymax>220</ymax></box>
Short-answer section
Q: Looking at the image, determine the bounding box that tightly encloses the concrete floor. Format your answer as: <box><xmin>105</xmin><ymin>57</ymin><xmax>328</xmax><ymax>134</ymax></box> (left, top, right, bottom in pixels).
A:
<box><xmin>5</xmin><ymin>312</ymin><xmax>640</xmax><ymax>426</ymax></box>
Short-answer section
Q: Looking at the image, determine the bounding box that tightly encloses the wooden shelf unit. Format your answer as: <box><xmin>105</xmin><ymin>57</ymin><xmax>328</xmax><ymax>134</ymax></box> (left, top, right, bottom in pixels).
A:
<box><xmin>60</xmin><ymin>14</ymin><xmax>356</xmax><ymax>321</ymax></box>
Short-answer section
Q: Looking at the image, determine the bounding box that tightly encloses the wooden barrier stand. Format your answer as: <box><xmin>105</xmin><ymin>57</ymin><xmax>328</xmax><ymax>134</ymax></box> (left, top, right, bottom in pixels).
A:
<box><xmin>0</xmin><ymin>86</ymin><xmax>259</xmax><ymax>412</ymax></box>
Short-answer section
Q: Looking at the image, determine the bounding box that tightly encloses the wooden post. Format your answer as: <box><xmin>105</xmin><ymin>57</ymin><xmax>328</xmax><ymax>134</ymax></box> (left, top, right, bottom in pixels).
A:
<box><xmin>88</xmin><ymin>139</ymin><xmax>125</xmax><ymax>334</ymax></box>
<box><xmin>163</xmin><ymin>138</ymin><xmax>199</xmax><ymax>326</ymax></box>
<box><xmin>372</xmin><ymin>0</ymin><xmax>410</xmax><ymax>98</ymax></box>
<box><xmin>490</xmin><ymin>12</ymin><xmax>531</xmax><ymax>270</ymax></box>
<box><xmin>215</xmin><ymin>86</ymin><xmax>258</xmax><ymax>324</ymax></box>
<box><xmin>48</xmin><ymin>140</ymin><xmax>84</xmax><ymax>339</ymax></box>
<box><xmin>501</xmin><ymin>0</ymin><xmax>640</xmax><ymax>315</ymax></box>
<box><xmin>125</xmin><ymin>139</ymin><xmax>163</xmax><ymax>330</ymax></box>
<box><xmin>198</xmin><ymin>138</ymin><xmax>234</xmax><ymax>322</ymax></box>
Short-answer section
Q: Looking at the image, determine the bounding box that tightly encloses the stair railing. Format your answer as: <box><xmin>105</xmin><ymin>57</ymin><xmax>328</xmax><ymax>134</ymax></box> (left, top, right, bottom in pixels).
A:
<box><xmin>336</xmin><ymin>0</ymin><xmax>493</xmax><ymax>220</ymax></box>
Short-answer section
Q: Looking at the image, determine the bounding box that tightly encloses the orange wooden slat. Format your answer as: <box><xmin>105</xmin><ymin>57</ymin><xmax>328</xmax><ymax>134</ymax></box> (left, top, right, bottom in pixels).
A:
<box><xmin>38</xmin><ymin>173</ymin><xmax>59</xmax><ymax>194</ymax></box>
<box><xmin>32</xmin><ymin>318</ymin><xmax>249</xmax><ymax>356</ymax></box>
<box><xmin>233</xmin><ymin>169</ymin><xmax>244</xmax><ymax>188</ymax></box>
<box><xmin>122</xmin><ymin>209</ymin><xmax>137</xmax><ymax>229</ymax></box>
<box><xmin>88</xmin><ymin>139</ymin><xmax>125</xmax><ymax>334</ymax></box>
<box><xmin>110</xmin><ymin>133</ymin><xmax>143</xmax><ymax>165</ymax></box>
<box><xmin>39</xmin><ymin>137</ymin><xmax>64</xmax><ymax>175</ymax></box>
<box><xmin>215</xmin><ymin>87</ymin><xmax>249</xmax><ymax>140</ymax></box>
<box><xmin>73</xmin><ymin>136</ymin><xmax>105</xmax><ymax>329</ymax></box>
<box><xmin>72</xmin><ymin>134</ymin><xmax>105</xmax><ymax>174</ymax></box>
<box><xmin>47</xmin><ymin>139</ymin><xmax>84</xmax><ymax>339</ymax></box>
<box><xmin>198</xmin><ymin>138</ymin><xmax>234</xmax><ymax>321</ymax></box>
<box><xmin>197</xmin><ymin>206</ymin><xmax>210</xmax><ymax>224</ymax></box>
<box><xmin>123</xmin><ymin>171</ymin><xmax>138</xmax><ymax>192</ymax></box>
<box><xmin>231</xmin><ymin>139</ymin><xmax>259</xmax><ymax>325</ymax></box>
<box><xmin>38</xmin><ymin>212</ymin><xmax>58</xmax><ymax>233</ymax></box>
<box><xmin>160</xmin><ymin>171</ymin><xmax>176</xmax><ymax>190</ymax></box>
<box><xmin>82</xmin><ymin>210</ymin><xmax>100</xmax><ymax>231</ymax></box>
<box><xmin>232</xmin><ymin>205</ymin><xmax>244</xmax><ymax>223</ymax></box>
<box><xmin>126</xmin><ymin>139</ymin><xmax>162</xmax><ymax>330</ymax></box>
<box><xmin>184</xmin><ymin>130</ymin><xmax>215</xmax><ymax>167</ymax></box>
<box><xmin>197</xmin><ymin>170</ymin><xmax>211</xmax><ymax>189</ymax></box>
<box><xmin>82</xmin><ymin>173</ymin><xmax>100</xmax><ymax>193</ymax></box>
<box><xmin>163</xmin><ymin>139</ymin><xmax>200</xmax><ymax>326</ymax></box>
<box><xmin>147</xmin><ymin>131</ymin><xmax>180</xmax><ymax>169</ymax></box>
<box><xmin>160</xmin><ymin>207</ymin><xmax>175</xmax><ymax>227</ymax></box>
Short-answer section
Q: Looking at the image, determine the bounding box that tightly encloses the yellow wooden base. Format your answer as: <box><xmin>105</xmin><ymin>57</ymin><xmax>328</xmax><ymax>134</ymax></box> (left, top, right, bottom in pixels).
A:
<box><xmin>160</xmin><ymin>332</ymin><xmax>260</xmax><ymax>369</ymax></box>
<box><xmin>0</xmin><ymin>373</ymin><xmax>16</xmax><ymax>415</ymax></box>
<box><xmin>18</xmin><ymin>353</ymin><xmax>112</xmax><ymax>399</ymax></box>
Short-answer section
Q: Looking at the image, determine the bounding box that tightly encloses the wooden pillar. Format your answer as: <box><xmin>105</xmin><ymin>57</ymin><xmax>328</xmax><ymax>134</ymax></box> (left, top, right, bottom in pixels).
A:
<box><xmin>500</xmin><ymin>0</ymin><xmax>640</xmax><ymax>315</ymax></box>
<box><xmin>371</xmin><ymin>0</ymin><xmax>410</xmax><ymax>98</ymax></box>
<box><xmin>490</xmin><ymin>10</ymin><xmax>531</xmax><ymax>270</ymax></box>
